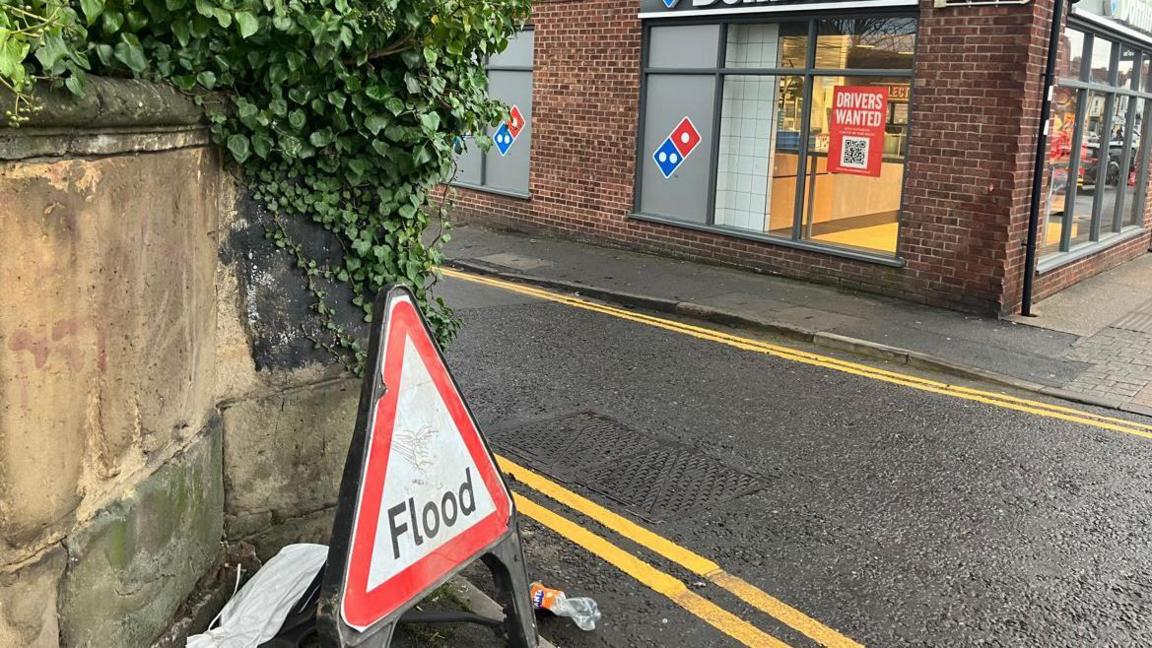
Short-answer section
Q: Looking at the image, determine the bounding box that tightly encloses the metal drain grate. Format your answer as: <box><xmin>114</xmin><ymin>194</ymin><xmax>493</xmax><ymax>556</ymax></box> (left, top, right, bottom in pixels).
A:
<box><xmin>489</xmin><ymin>411</ymin><xmax>763</xmax><ymax>523</ymax></box>
<box><xmin>487</xmin><ymin>411</ymin><xmax>662</xmax><ymax>477</ymax></box>
<box><xmin>1112</xmin><ymin>310</ymin><xmax>1152</xmax><ymax>334</ymax></box>
<box><xmin>582</xmin><ymin>446</ymin><xmax>763</xmax><ymax>522</ymax></box>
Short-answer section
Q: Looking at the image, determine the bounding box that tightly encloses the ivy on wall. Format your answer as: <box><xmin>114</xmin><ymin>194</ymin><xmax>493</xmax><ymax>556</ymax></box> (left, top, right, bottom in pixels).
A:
<box><xmin>1</xmin><ymin>0</ymin><xmax>530</xmax><ymax>371</ymax></box>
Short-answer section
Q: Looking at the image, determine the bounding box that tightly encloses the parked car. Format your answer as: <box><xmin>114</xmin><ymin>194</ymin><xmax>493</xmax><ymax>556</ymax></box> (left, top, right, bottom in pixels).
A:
<box><xmin>1079</xmin><ymin>137</ymin><xmax>1138</xmax><ymax>189</ymax></box>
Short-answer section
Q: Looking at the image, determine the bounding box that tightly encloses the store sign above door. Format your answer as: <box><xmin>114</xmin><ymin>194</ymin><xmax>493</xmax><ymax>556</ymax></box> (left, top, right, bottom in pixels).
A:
<box><xmin>640</xmin><ymin>0</ymin><xmax>918</xmax><ymax>18</ymax></box>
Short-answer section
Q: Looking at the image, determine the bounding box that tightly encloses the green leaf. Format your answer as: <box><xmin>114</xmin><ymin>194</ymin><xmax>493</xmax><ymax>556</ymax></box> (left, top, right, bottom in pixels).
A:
<box><xmin>235</xmin><ymin>12</ymin><xmax>259</xmax><ymax>39</ymax></box>
<box><xmin>365</xmin><ymin>84</ymin><xmax>390</xmax><ymax>102</ymax></box>
<box><xmin>288</xmin><ymin>110</ymin><xmax>305</xmax><ymax>130</ymax></box>
<box><xmin>280</xmin><ymin>135</ymin><xmax>302</xmax><ymax>158</ymax></box>
<box><xmin>309</xmin><ymin>129</ymin><xmax>334</xmax><ymax>147</ymax></box>
<box><xmin>272</xmin><ymin>15</ymin><xmax>292</xmax><ymax>31</ymax></box>
<box><xmin>371</xmin><ymin>139</ymin><xmax>390</xmax><ymax>157</ymax></box>
<box><xmin>347</xmin><ymin>157</ymin><xmax>370</xmax><ymax>178</ymax></box>
<box><xmin>102</xmin><ymin>9</ymin><xmax>124</xmax><ymax>35</ymax></box>
<box><xmin>269</xmin><ymin>99</ymin><xmax>288</xmax><ymax>116</ymax></box>
<box><xmin>65</xmin><ymin>73</ymin><xmax>86</xmax><ymax>97</ymax></box>
<box><xmin>80</xmin><ymin>0</ymin><xmax>105</xmax><ymax>25</ymax></box>
<box><xmin>227</xmin><ymin>134</ymin><xmax>251</xmax><ymax>163</ymax></box>
<box><xmin>194</xmin><ymin>0</ymin><xmax>213</xmax><ymax>17</ymax></box>
<box><xmin>0</xmin><ymin>37</ymin><xmax>25</xmax><ymax>79</ymax></box>
<box><xmin>171</xmin><ymin>20</ymin><xmax>191</xmax><ymax>46</ymax></box>
<box><xmin>364</xmin><ymin>114</ymin><xmax>388</xmax><ymax>135</ymax></box>
<box><xmin>196</xmin><ymin>70</ymin><xmax>216</xmax><ymax>88</ymax></box>
<box><xmin>213</xmin><ymin>8</ymin><xmax>232</xmax><ymax>28</ymax></box>
<box><xmin>385</xmin><ymin>97</ymin><xmax>404</xmax><ymax>116</ymax></box>
<box><xmin>114</xmin><ymin>34</ymin><xmax>147</xmax><ymax>73</ymax></box>
<box><xmin>419</xmin><ymin>112</ymin><xmax>440</xmax><ymax>132</ymax></box>
<box><xmin>190</xmin><ymin>15</ymin><xmax>211</xmax><ymax>38</ymax></box>
<box><xmin>252</xmin><ymin>133</ymin><xmax>273</xmax><ymax>158</ymax></box>
<box><xmin>126</xmin><ymin>10</ymin><xmax>149</xmax><ymax>31</ymax></box>
<box><xmin>34</xmin><ymin>35</ymin><xmax>70</xmax><ymax>71</ymax></box>
<box><xmin>404</xmin><ymin>73</ymin><xmax>420</xmax><ymax>94</ymax></box>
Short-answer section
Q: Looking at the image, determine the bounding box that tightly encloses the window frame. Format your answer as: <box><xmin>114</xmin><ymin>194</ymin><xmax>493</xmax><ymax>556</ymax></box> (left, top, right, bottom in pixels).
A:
<box><xmin>632</xmin><ymin>11</ymin><xmax>917</xmax><ymax>266</ymax></box>
<box><xmin>1040</xmin><ymin>19</ymin><xmax>1152</xmax><ymax>270</ymax></box>
<box><xmin>451</xmin><ymin>26</ymin><xmax>535</xmax><ymax>200</ymax></box>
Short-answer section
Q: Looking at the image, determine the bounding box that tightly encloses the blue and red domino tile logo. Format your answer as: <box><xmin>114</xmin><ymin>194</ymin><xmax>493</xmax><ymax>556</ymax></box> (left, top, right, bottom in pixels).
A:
<box><xmin>494</xmin><ymin>105</ymin><xmax>526</xmax><ymax>156</ymax></box>
<box><xmin>653</xmin><ymin>116</ymin><xmax>701</xmax><ymax>179</ymax></box>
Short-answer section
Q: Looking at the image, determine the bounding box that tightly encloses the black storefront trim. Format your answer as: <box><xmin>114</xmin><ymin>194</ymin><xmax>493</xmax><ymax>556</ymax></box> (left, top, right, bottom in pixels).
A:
<box><xmin>630</xmin><ymin>211</ymin><xmax>907</xmax><ymax>267</ymax></box>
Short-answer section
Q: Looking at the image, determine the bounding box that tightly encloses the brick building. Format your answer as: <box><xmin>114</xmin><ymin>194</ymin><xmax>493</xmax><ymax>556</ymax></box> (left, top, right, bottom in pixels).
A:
<box><xmin>449</xmin><ymin>0</ymin><xmax>1152</xmax><ymax>315</ymax></box>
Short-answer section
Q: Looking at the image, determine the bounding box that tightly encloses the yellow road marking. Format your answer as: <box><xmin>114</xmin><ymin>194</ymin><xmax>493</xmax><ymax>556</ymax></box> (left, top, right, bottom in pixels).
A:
<box><xmin>501</xmin><ymin>456</ymin><xmax>863</xmax><ymax>648</ymax></box>
<box><xmin>443</xmin><ymin>268</ymin><xmax>1152</xmax><ymax>440</ymax></box>
<box><xmin>514</xmin><ymin>493</ymin><xmax>793</xmax><ymax>648</ymax></box>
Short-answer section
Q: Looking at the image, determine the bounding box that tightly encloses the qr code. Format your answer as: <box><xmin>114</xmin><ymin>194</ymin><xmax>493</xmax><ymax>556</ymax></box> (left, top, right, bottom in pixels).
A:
<box><xmin>840</xmin><ymin>136</ymin><xmax>869</xmax><ymax>169</ymax></box>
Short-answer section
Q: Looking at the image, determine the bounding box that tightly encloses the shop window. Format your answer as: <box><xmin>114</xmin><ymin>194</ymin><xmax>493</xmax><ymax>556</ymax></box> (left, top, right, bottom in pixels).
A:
<box><xmin>452</xmin><ymin>29</ymin><xmax>534</xmax><ymax>196</ymax></box>
<box><xmin>1042</xmin><ymin>29</ymin><xmax>1151</xmax><ymax>264</ymax></box>
<box><xmin>1129</xmin><ymin>98</ymin><xmax>1150</xmax><ymax>228</ymax></box>
<box><xmin>802</xmin><ymin>75</ymin><xmax>908</xmax><ymax>254</ymax></box>
<box><xmin>1057</xmin><ymin>29</ymin><xmax>1087</xmax><ymax>80</ymax></box>
<box><xmin>815</xmin><ymin>18</ymin><xmax>916</xmax><ymax>70</ymax></box>
<box><xmin>1042</xmin><ymin>86</ymin><xmax>1079</xmax><ymax>257</ymax></box>
<box><xmin>637</xmin><ymin>16</ymin><xmax>915</xmax><ymax>259</ymax></box>
<box><xmin>725</xmin><ymin>23</ymin><xmax>807</xmax><ymax>68</ymax></box>
<box><xmin>1090</xmin><ymin>37</ymin><xmax>1116</xmax><ymax>83</ymax></box>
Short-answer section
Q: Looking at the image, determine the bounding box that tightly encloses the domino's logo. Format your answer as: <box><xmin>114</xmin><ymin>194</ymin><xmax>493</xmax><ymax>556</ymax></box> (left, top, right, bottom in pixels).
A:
<box><xmin>661</xmin><ymin>0</ymin><xmax>680</xmax><ymax>7</ymax></box>
<box><xmin>653</xmin><ymin>116</ymin><xmax>701</xmax><ymax>179</ymax></box>
<box><xmin>495</xmin><ymin>105</ymin><xmax>526</xmax><ymax>156</ymax></box>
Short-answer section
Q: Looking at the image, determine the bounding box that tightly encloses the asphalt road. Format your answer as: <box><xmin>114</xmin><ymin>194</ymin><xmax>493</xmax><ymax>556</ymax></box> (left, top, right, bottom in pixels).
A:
<box><xmin>432</xmin><ymin>273</ymin><xmax>1152</xmax><ymax>648</ymax></box>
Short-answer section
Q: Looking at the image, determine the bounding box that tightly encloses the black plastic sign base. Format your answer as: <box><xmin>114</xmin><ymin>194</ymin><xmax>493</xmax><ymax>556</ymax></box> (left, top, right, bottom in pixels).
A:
<box><xmin>315</xmin><ymin>285</ymin><xmax>538</xmax><ymax>648</ymax></box>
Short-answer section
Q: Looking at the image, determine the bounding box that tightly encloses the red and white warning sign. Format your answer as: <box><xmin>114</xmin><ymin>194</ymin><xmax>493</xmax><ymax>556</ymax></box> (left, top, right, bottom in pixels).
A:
<box><xmin>339</xmin><ymin>290</ymin><xmax>514</xmax><ymax>631</ymax></box>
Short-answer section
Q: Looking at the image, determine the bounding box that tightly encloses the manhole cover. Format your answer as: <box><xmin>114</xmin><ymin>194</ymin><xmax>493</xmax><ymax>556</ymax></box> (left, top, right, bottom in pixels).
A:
<box><xmin>487</xmin><ymin>411</ymin><xmax>661</xmax><ymax>478</ymax></box>
<box><xmin>489</xmin><ymin>412</ymin><xmax>763</xmax><ymax>523</ymax></box>
<box><xmin>582</xmin><ymin>446</ymin><xmax>763</xmax><ymax>523</ymax></box>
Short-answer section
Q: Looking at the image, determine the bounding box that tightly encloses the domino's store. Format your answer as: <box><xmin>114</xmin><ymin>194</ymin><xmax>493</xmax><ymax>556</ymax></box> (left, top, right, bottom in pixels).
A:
<box><xmin>448</xmin><ymin>0</ymin><xmax>1152</xmax><ymax>315</ymax></box>
<box><xmin>635</xmin><ymin>6</ymin><xmax>915</xmax><ymax>258</ymax></box>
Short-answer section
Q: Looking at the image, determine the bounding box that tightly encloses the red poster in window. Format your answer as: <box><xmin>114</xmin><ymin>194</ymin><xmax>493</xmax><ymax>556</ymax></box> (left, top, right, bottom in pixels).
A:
<box><xmin>827</xmin><ymin>86</ymin><xmax>889</xmax><ymax>178</ymax></box>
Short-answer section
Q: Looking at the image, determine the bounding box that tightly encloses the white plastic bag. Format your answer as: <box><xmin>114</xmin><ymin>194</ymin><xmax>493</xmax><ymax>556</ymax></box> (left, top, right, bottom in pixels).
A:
<box><xmin>187</xmin><ymin>543</ymin><xmax>328</xmax><ymax>648</ymax></box>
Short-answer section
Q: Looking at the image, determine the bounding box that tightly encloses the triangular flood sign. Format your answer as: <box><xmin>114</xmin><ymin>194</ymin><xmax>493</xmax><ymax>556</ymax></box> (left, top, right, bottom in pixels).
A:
<box><xmin>338</xmin><ymin>289</ymin><xmax>513</xmax><ymax>631</ymax></box>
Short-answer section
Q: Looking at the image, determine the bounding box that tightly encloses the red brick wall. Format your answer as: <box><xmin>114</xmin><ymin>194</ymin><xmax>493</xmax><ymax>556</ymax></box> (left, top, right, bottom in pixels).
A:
<box><xmin>449</xmin><ymin>0</ymin><xmax>1146</xmax><ymax>316</ymax></box>
<box><xmin>905</xmin><ymin>0</ymin><xmax>1055</xmax><ymax>314</ymax></box>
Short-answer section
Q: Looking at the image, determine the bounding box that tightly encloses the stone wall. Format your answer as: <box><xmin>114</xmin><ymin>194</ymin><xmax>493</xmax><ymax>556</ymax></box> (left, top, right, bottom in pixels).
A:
<box><xmin>0</xmin><ymin>79</ymin><xmax>228</xmax><ymax>648</ymax></box>
<box><xmin>214</xmin><ymin>192</ymin><xmax>368</xmax><ymax>561</ymax></box>
<box><xmin>1</xmin><ymin>77</ymin><xmax>369</xmax><ymax>647</ymax></box>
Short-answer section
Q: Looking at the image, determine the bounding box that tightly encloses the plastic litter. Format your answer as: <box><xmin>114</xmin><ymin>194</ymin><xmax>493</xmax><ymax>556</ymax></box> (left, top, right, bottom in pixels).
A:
<box><xmin>186</xmin><ymin>543</ymin><xmax>328</xmax><ymax>648</ymax></box>
<box><xmin>530</xmin><ymin>582</ymin><xmax>601</xmax><ymax>631</ymax></box>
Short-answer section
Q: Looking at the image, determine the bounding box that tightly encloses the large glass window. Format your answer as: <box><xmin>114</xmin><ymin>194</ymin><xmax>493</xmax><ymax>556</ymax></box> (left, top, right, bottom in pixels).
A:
<box><xmin>1042</xmin><ymin>26</ymin><xmax>1151</xmax><ymax>262</ymax></box>
<box><xmin>638</xmin><ymin>16</ymin><xmax>916</xmax><ymax>258</ymax></box>
<box><xmin>452</xmin><ymin>29</ymin><xmax>534</xmax><ymax>196</ymax></box>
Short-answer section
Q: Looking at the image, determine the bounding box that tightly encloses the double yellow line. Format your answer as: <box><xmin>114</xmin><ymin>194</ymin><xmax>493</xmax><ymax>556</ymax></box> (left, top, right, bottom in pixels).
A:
<box><xmin>446</xmin><ymin>267</ymin><xmax>1152</xmax><ymax>646</ymax></box>
<box><xmin>443</xmin><ymin>268</ymin><xmax>1152</xmax><ymax>441</ymax></box>
<box><xmin>502</xmin><ymin>455</ymin><xmax>861</xmax><ymax>647</ymax></box>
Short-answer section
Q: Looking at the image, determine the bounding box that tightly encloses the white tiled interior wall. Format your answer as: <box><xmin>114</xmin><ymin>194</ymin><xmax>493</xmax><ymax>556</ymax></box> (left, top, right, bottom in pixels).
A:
<box><xmin>715</xmin><ymin>25</ymin><xmax>780</xmax><ymax>232</ymax></box>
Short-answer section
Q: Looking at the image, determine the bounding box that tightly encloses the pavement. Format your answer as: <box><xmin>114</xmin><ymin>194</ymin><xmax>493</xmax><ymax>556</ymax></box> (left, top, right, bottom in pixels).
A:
<box><xmin>431</xmin><ymin>272</ymin><xmax>1152</xmax><ymax>647</ymax></box>
<box><xmin>442</xmin><ymin>223</ymin><xmax>1152</xmax><ymax>417</ymax></box>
